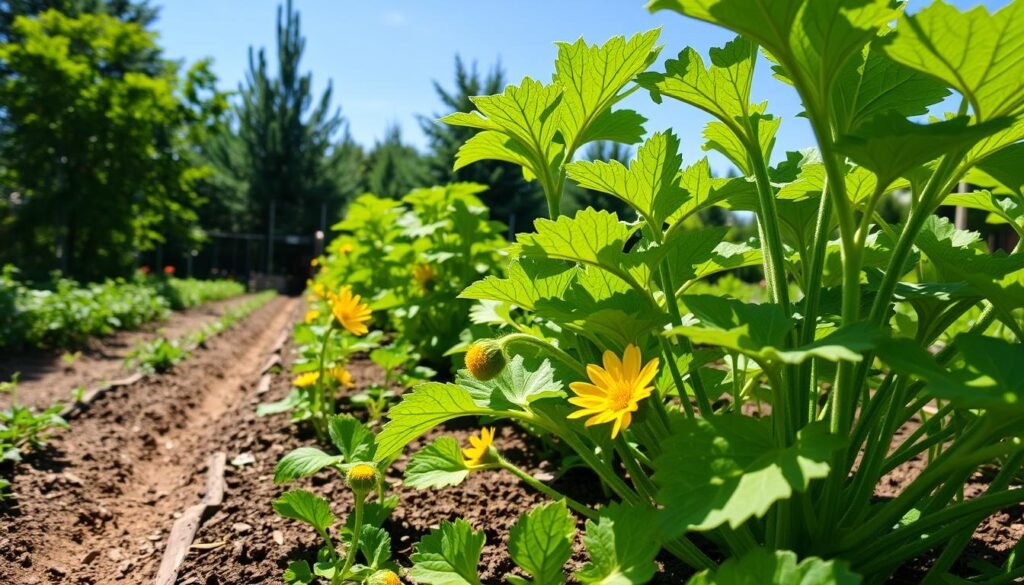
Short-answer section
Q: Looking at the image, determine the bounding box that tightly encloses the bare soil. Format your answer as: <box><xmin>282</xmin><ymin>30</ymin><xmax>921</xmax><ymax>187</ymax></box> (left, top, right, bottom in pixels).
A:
<box><xmin>0</xmin><ymin>295</ymin><xmax>258</xmax><ymax>411</ymax></box>
<box><xmin>0</xmin><ymin>295</ymin><xmax>300</xmax><ymax>585</ymax></box>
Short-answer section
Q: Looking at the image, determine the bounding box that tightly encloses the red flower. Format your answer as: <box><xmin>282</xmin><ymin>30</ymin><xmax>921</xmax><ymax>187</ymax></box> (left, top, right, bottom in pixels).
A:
<box><xmin>140</xmin><ymin>265</ymin><xmax>150</xmax><ymax>274</ymax></box>
<box><xmin>163</xmin><ymin>265</ymin><xmax>175</xmax><ymax>275</ymax></box>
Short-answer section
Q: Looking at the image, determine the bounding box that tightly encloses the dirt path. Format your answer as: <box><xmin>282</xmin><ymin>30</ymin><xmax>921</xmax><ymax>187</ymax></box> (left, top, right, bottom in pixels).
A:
<box><xmin>0</xmin><ymin>295</ymin><xmax>300</xmax><ymax>585</ymax></box>
<box><xmin>0</xmin><ymin>294</ymin><xmax>260</xmax><ymax>411</ymax></box>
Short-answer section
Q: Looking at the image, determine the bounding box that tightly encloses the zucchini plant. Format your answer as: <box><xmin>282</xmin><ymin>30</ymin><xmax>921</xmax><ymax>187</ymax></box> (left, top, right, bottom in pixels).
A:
<box><xmin>375</xmin><ymin>1</ymin><xmax>1024</xmax><ymax>583</ymax></box>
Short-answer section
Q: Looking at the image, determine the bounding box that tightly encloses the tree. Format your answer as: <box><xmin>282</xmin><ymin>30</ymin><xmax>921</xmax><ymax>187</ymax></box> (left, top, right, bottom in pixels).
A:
<box><xmin>204</xmin><ymin>0</ymin><xmax>353</xmax><ymax>258</ymax></box>
<box><xmin>363</xmin><ymin>125</ymin><xmax>429</xmax><ymax>199</ymax></box>
<box><xmin>419</xmin><ymin>56</ymin><xmax>544</xmax><ymax>233</ymax></box>
<box><xmin>0</xmin><ymin>9</ymin><xmax>224</xmax><ymax>280</ymax></box>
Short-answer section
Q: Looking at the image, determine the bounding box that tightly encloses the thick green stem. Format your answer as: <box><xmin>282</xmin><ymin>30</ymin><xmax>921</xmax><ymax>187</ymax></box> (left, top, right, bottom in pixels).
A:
<box><xmin>658</xmin><ymin>263</ymin><xmax>713</xmax><ymax>417</ymax></box>
<box><xmin>747</xmin><ymin>140</ymin><xmax>791</xmax><ymax>317</ymax></box>
<box><xmin>499</xmin><ymin>457</ymin><xmax>596</xmax><ymax>519</ymax></box>
<box><xmin>315</xmin><ymin>327</ymin><xmax>335</xmax><ymax>442</ymax></box>
<box><xmin>923</xmin><ymin>453</ymin><xmax>1024</xmax><ymax>583</ymax></box>
<box><xmin>338</xmin><ymin>496</ymin><xmax>364</xmax><ymax>582</ymax></box>
<box><xmin>499</xmin><ymin>333</ymin><xmax>586</xmax><ymax>377</ymax></box>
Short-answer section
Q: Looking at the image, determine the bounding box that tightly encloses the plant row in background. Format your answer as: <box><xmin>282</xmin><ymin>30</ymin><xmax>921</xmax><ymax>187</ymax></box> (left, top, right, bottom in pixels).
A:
<box><xmin>267</xmin><ymin>1</ymin><xmax>1024</xmax><ymax>584</ymax></box>
<box><xmin>0</xmin><ymin>264</ymin><xmax>246</xmax><ymax>349</ymax></box>
<box><xmin>126</xmin><ymin>290</ymin><xmax>277</xmax><ymax>374</ymax></box>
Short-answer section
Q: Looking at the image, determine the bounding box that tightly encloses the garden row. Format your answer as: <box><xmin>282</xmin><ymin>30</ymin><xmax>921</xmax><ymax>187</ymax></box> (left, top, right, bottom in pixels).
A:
<box><xmin>0</xmin><ymin>290</ymin><xmax>276</xmax><ymax>501</ymax></box>
<box><xmin>0</xmin><ymin>265</ymin><xmax>246</xmax><ymax>349</ymax></box>
<box><xmin>251</xmin><ymin>1</ymin><xmax>1024</xmax><ymax>584</ymax></box>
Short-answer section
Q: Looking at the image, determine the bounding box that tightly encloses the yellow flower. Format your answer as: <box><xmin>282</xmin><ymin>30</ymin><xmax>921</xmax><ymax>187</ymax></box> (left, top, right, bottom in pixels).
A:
<box><xmin>368</xmin><ymin>570</ymin><xmax>402</xmax><ymax>585</ymax></box>
<box><xmin>412</xmin><ymin>263</ymin><xmax>435</xmax><ymax>289</ymax></box>
<box><xmin>304</xmin><ymin>309</ymin><xmax>320</xmax><ymax>324</ymax></box>
<box><xmin>462</xmin><ymin>427</ymin><xmax>496</xmax><ymax>466</ymax></box>
<box><xmin>330</xmin><ymin>286</ymin><xmax>372</xmax><ymax>336</ymax></box>
<box><xmin>312</xmin><ymin>282</ymin><xmax>327</xmax><ymax>298</ymax></box>
<box><xmin>310</xmin><ymin>258</ymin><xmax>320</xmax><ymax>267</ymax></box>
<box><xmin>332</xmin><ymin>366</ymin><xmax>354</xmax><ymax>388</ymax></box>
<box><xmin>294</xmin><ymin>371</ymin><xmax>320</xmax><ymax>388</ymax></box>
<box><xmin>339</xmin><ymin>242</ymin><xmax>355</xmax><ymax>254</ymax></box>
<box><xmin>568</xmin><ymin>344</ymin><xmax>659</xmax><ymax>439</ymax></box>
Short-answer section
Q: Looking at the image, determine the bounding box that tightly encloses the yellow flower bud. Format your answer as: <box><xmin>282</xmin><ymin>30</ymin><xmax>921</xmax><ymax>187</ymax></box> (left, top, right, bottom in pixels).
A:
<box><xmin>464</xmin><ymin>339</ymin><xmax>506</xmax><ymax>381</ymax></box>
<box><xmin>346</xmin><ymin>462</ymin><xmax>379</xmax><ymax>495</ymax></box>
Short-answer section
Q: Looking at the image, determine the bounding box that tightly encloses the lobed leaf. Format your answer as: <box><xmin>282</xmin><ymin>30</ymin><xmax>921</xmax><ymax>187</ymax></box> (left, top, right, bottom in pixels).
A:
<box><xmin>884</xmin><ymin>1</ymin><xmax>1024</xmax><ymax>121</ymax></box>
<box><xmin>409</xmin><ymin>519</ymin><xmax>485</xmax><ymax>585</ymax></box>
<box><xmin>687</xmin><ymin>549</ymin><xmax>862</xmax><ymax>585</ymax></box>
<box><xmin>576</xmin><ymin>505</ymin><xmax>661</xmax><ymax>585</ymax></box>
<box><xmin>654</xmin><ymin>416</ymin><xmax>841</xmax><ymax>532</ymax></box>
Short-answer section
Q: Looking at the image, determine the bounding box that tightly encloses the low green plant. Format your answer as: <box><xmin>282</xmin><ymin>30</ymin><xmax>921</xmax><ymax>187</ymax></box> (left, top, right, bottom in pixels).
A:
<box><xmin>127</xmin><ymin>290</ymin><xmax>276</xmax><ymax>374</ymax></box>
<box><xmin>126</xmin><ymin>337</ymin><xmax>190</xmax><ymax>374</ymax></box>
<box><xmin>0</xmin><ymin>373</ymin><xmax>67</xmax><ymax>500</ymax></box>
<box><xmin>0</xmin><ymin>264</ymin><xmax>248</xmax><ymax>349</ymax></box>
<box><xmin>349</xmin><ymin>344</ymin><xmax>433</xmax><ymax>422</ymax></box>
<box><xmin>273</xmin><ymin>414</ymin><xmax>402</xmax><ymax>585</ymax></box>
<box><xmin>374</xmin><ymin>2</ymin><xmax>1024</xmax><ymax>583</ymax></box>
<box><xmin>315</xmin><ymin>183</ymin><xmax>507</xmax><ymax>371</ymax></box>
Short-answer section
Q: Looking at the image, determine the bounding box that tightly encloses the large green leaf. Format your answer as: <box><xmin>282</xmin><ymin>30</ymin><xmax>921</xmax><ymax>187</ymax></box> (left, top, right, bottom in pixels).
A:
<box><xmin>554</xmin><ymin>29</ymin><xmax>661</xmax><ymax>151</ymax></box>
<box><xmin>576</xmin><ymin>505</ymin><xmax>661</xmax><ymax>585</ymax></box>
<box><xmin>969</xmin><ymin>142</ymin><xmax>1024</xmax><ymax>197</ymax></box>
<box><xmin>703</xmin><ymin>111</ymin><xmax>779</xmax><ymax>176</ymax></box>
<box><xmin>649</xmin><ymin>0</ymin><xmax>896</xmax><ymax>110</ymax></box>
<box><xmin>508</xmin><ymin>501</ymin><xmax>575</xmax><ymax>585</ymax></box>
<box><xmin>638</xmin><ymin>36</ymin><xmax>756</xmax><ymax>129</ymax></box>
<box><xmin>941</xmin><ymin>191</ymin><xmax>1024</xmax><ymax>237</ymax></box>
<box><xmin>687</xmin><ymin>549</ymin><xmax>862</xmax><ymax>585</ymax></box>
<box><xmin>460</xmin><ymin>258</ymin><xmax>576</xmax><ymax>311</ymax></box>
<box><xmin>409</xmin><ymin>519</ymin><xmax>485</xmax><ymax>585</ymax></box>
<box><xmin>444</xmin><ymin>77</ymin><xmax>563</xmax><ymax>183</ymax></box>
<box><xmin>914</xmin><ymin>216</ymin><xmax>1024</xmax><ymax>311</ymax></box>
<box><xmin>662</xmin><ymin>227</ymin><xmax>729</xmax><ymax>281</ymax></box>
<box><xmin>273</xmin><ymin>490</ymin><xmax>335</xmax><ymax>534</ymax></box>
<box><xmin>654</xmin><ymin>416</ymin><xmax>840</xmax><ymax>532</ymax></box>
<box><xmin>518</xmin><ymin>209</ymin><xmax>637</xmax><ymax>286</ymax></box>
<box><xmin>565</xmin><ymin>131</ymin><xmax>685</xmax><ymax>224</ymax></box>
<box><xmin>456</xmin><ymin>354</ymin><xmax>565</xmax><ymax>411</ymax></box>
<box><xmin>535</xmin><ymin>267</ymin><xmax>669</xmax><ymax>349</ymax></box>
<box><xmin>832</xmin><ymin>38</ymin><xmax>951</xmax><ymax>135</ymax></box>
<box><xmin>884</xmin><ymin>1</ymin><xmax>1024</xmax><ymax>120</ymax></box>
<box><xmin>878</xmin><ymin>335</ymin><xmax>1024</xmax><ymax>414</ymax></box>
<box><xmin>359</xmin><ymin>525</ymin><xmax>393</xmax><ymax>570</ymax></box>
<box><xmin>273</xmin><ymin>447</ymin><xmax>344</xmax><ymax>484</ymax></box>
<box><xmin>404</xmin><ymin>437</ymin><xmax>470</xmax><ymax>490</ymax></box>
<box><xmin>667</xmin><ymin>157</ymin><xmax>756</xmax><ymax>225</ymax></box>
<box><xmin>836</xmin><ymin>114</ymin><xmax>1012</xmax><ymax>188</ymax></box>
<box><xmin>375</xmin><ymin>383</ymin><xmax>494</xmax><ymax>462</ymax></box>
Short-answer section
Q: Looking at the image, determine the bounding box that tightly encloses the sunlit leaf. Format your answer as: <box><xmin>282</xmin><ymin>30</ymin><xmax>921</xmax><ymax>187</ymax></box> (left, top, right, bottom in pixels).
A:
<box><xmin>884</xmin><ymin>1</ymin><xmax>1024</xmax><ymax>120</ymax></box>
<box><xmin>508</xmin><ymin>501</ymin><xmax>575</xmax><ymax>585</ymax></box>
<box><xmin>410</xmin><ymin>519</ymin><xmax>485</xmax><ymax>585</ymax></box>
<box><xmin>655</xmin><ymin>416</ymin><xmax>840</xmax><ymax>532</ymax></box>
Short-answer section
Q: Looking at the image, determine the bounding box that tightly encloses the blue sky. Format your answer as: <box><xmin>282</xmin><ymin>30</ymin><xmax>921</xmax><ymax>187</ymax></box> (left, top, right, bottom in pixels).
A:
<box><xmin>154</xmin><ymin>0</ymin><xmax>1008</xmax><ymax>171</ymax></box>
